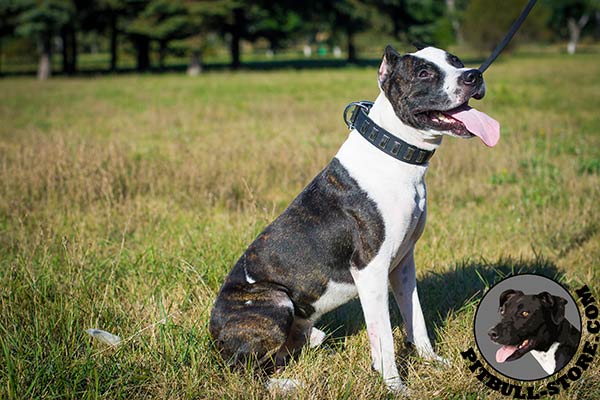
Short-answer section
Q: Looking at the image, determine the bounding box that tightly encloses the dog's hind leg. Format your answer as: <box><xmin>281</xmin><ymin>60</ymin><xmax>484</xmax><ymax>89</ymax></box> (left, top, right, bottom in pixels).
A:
<box><xmin>274</xmin><ymin>318</ymin><xmax>312</xmax><ymax>365</ymax></box>
<box><xmin>390</xmin><ymin>249</ymin><xmax>446</xmax><ymax>364</ymax></box>
<box><xmin>209</xmin><ymin>288</ymin><xmax>295</xmax><ymax>372</ymax></box>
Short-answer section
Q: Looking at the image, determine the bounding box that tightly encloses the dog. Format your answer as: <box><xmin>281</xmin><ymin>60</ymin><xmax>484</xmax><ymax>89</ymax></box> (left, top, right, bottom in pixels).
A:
<box><xmin>488</xmin><ymin>289</ymin><xmax>580</xmax><ymax>375</ymax></box>
<box><xmin>209</xmin><ymin>44</ymin><xmax>500</xmax><ymax>392</ymax></box>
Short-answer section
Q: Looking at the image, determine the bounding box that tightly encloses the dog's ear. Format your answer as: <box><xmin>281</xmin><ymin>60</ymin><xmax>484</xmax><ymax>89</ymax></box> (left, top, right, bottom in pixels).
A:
<box><xmin>499</xmin><ymin>289</ymin><xmax>523</xmax><ymax>308</ymax></box>
<box><xmin>378</xmin><ymin>45</ymin><xmax>402</xmax><ymax>87</ymax></box>
<box><xmin>412</xmin><ymin>41</ymin><xmax>429</xmax><ymax>51</ymax></box>
<box><xmin>538</xmin><ymin>292</ymin><xmax>567</xmax><ymax>325</ymax></box>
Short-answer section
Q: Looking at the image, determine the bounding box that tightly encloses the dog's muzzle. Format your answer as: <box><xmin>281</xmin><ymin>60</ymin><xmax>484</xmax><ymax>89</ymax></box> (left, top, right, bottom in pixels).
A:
<box><xmin>460</xmin><ymin>69</ymin><xmax>485</xmax><ymax>100</ymax></box>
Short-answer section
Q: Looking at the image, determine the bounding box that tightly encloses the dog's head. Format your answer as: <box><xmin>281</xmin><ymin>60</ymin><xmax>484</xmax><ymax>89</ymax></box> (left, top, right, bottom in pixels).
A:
<box><xmin>488</xmin><ymin>289</ymin><xmax>567</xmax><ymax>363</ymax></box>
<box><xmin>378</xmin><ymin>45</ymin><xmax>499</xmax><ymax>147</ymax></box>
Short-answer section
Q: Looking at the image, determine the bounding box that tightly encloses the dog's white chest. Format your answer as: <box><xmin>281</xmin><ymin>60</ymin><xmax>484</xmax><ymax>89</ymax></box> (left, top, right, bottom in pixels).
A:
<box><xmin>336</xmin><ymin>132</ymin><xmax>428</xmax><ymax>266</ymax></box>
<box><xmin>531</xmin><ymin>342</ymin><xmax>560</xmax><ymax>374</ymax></box>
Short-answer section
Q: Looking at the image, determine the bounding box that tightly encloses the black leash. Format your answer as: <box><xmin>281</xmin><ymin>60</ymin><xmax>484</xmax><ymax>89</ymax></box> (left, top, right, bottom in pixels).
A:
<box><xmin>479</xmin><ymin>0</ymin><xmax>538</xmax><ymax>73</ymax></box>
<box><xmin>343</xmin><ymin>101</ymin><xmax>435</xmax><ymax>166</ymax></box>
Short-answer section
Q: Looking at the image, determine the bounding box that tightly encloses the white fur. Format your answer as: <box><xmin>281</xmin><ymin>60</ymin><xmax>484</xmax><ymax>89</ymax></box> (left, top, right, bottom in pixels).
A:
<box><xmin>244</xmin><ymin>265</ymin><xmax>256</xmax><ymax>284</ymax></box>
<box><xmin>412</xmin><ymin>47</ymin><xmax>475</xmax><ymax>106</ymax></box>
<box><xmin>531</xmin><ymin>342</ymin><xmax>560</xmax><ymax>374</ymax></box>
<box><xmin>277</xmin><ymin>294</ymin><xmax>295</xmax><ymax>310</ymax></box>
<box><xmin>333</xmin><ymin>79</ymin><xmax>449</xmax><ymax>392</ymax></box>
<box><xmin>311</xmin><ymin>280</ymin><xmax>357</xmax><ymax>319</ymax></box>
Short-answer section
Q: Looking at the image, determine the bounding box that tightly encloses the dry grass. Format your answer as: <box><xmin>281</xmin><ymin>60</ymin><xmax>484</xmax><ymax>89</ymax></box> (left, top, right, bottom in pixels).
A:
<box><xmin>1</xmin><ymin>52</ymin><xmax>599</xmax><ymax>399</ymax></box>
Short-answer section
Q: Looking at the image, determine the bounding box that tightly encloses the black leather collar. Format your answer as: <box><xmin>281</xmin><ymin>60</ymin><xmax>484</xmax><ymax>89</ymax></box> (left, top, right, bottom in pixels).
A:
<box><xmin>343</xmin><ymin>101</ymin><xmax>435</xmax><ymax>166</ymax></box>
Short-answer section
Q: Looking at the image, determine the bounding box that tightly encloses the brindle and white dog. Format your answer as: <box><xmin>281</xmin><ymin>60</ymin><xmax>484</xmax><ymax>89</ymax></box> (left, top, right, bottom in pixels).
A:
<box><xmin>209</xmin><ymin>45</ymin><xmax>500</xmax><ymax>392</ymax></box>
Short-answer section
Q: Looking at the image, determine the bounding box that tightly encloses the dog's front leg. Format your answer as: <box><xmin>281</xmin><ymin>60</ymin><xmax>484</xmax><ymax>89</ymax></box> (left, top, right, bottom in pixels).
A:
<box><xmin>389</xmin><ymin>249</ymin><xmax>445</xmax><ymax>363</ymax></box>
<box><xmin>351</xmin><ymin>260</ymin><xmax>406</xmax><ymax>393</ymax></box>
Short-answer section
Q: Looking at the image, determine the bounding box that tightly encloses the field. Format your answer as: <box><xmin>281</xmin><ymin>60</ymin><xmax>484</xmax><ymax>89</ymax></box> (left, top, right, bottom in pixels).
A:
<box><xmin>1</xmin><ymin>52</ymin><xmax>599</xmax><ymax>399</ymax></box>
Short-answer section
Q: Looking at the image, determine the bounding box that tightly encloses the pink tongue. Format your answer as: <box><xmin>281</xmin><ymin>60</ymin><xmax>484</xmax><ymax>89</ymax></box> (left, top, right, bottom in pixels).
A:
<box><xmin>496</xmin><ymin>345</ymin><xmax>518</xmax><ymax>363</ymax></box>
<box><xmin>445</xmin><ymin>104</ymin><xmax>500</xmax><ymax>147</ymax></box>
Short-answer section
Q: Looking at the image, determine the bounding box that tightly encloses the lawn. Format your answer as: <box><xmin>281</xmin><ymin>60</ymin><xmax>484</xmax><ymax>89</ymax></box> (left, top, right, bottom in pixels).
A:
<box><xmin>0</xmin><ymin>52</ymin><xmax>599</xmax><ymax>399</ymax></box>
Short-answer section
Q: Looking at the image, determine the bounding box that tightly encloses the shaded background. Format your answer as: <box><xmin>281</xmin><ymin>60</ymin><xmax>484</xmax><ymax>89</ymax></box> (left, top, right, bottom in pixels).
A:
<box><xmin>0</xmin><ymin>0</ymin><xmax>599</xmax><ymax>79</ymax></box>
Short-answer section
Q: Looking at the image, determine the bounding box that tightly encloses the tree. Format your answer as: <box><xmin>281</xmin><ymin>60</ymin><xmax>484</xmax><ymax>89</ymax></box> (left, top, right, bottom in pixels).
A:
<box><xmin>445</xmin><ymin>0</ymin><xmax>469</xmax><ymax>45</ymax></box>
<box><xmin>15</xmin><ymin>0</ymin><xmax>74</xmax><ymax>79</ymax></box>
<box><xmin>317</xmin><ymin>0</ymin><xmax>372</xmax><ymax>62</ymax></box>
<box><xmin>60</xmin><ymin>0</ymin><xmax>79</xmax><ymax>74</ymax></box>
<box><xmin>183</xmin><ymin>1</ymin><xmax>232</xmax><ymax>75</ymax></box>
<box><xmin>127</xmin><ymin>0</ymin><xmax>193</xmax><ymax>70</ymax></box>
<box><xmin>248</xmin><ymin>1</ymin><xmax>303</xmax><ymax>54</ymax></box>
<box><xmin>462</xmin><ymin>0</ymin><xmax>550</xmax><ymax>53</ymax></box>
<box><xmin>547</xmin><ymin>0</ymin><xmax>600</xmax><ymax>54</ymax></box>
<box><xmin>87</xmin><ymin>0</ymin><xmax>127</xmax><ymax>72</ymax></box>
<box><xmin>0</xmin><ymin>0</ymin><xmax>22</xmax><ymax>74</ymax></box>
<box><xmin>367</xmin><ymin>0</ymin><xmax>447</xmax><ymax>45</ymax></box>
<box><xmin>203</xmin><ymin>0</ymin><xmax>304</xmax><ymax>69</ymax></box>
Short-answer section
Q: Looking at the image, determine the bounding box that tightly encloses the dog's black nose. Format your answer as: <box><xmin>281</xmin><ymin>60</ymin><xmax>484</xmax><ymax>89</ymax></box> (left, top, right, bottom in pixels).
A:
<box><xmin>461</xmin><ymin>69</ymin><xmax>485</xmax><ymax>99</ymax></box>
<box><xmin>462</xmin><ymin>69</ymin><xmax>482</xmax><ymax>86</ymax></box>
<box><xmin>488</xmin><ymin>327</ymin><xmax>499</xmax><ymax>341</ymax></box>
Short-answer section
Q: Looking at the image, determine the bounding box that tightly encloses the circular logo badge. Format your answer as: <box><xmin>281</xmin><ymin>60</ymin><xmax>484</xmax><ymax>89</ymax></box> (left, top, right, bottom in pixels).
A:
<box><xmin>474</xmin><ymin>274</ymin><xmax>581</xmax><ymax>381</ymax></box>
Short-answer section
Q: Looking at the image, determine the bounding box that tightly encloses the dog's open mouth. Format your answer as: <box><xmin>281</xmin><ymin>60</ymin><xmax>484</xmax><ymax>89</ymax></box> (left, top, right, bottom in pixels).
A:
<box><xmin>417</xmin><ymin>103</ymin><xmax>500</xmax><ymax>147</ymax></box>
<box><xmin>495</xmin><ymin>338</ymin><xmax>535</xmax><ymax>363</ymax></box>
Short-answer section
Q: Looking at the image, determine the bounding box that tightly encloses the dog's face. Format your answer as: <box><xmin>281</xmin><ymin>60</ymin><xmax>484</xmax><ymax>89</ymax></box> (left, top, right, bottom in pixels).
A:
<box><xmin>488</xmin><ymin>290</ymin><xmax>567</xmax><ymax>363</ymax></box>
<box><xmin>378</xmin><ymin>45</ymin><xmax>499</xmax><ymax>147</ymax></box>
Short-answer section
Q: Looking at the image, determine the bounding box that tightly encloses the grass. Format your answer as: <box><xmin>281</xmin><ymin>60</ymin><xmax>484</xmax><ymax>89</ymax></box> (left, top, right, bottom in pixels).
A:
<box><xmin>1</xmin><ymin>52</ymin><xmax>599</xmax><ymax>399</ymax></box>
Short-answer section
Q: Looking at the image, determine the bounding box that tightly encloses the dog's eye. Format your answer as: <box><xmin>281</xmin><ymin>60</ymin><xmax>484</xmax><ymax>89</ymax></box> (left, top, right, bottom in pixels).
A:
<box><xmin>521</xmin><ymin>311</ymin><xmax>529</xmax><ymax>317</ymax></box>
<box><xmin>417</xmin><ymin>69</ymin><xmax>431</xmax><ymax>79</ymax></box>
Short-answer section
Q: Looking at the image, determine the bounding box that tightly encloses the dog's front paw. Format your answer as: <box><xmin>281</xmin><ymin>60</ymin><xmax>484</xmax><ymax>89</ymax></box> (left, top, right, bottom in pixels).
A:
<box><xmin>384</xmin><ymin>375</ymin><xmax>410</xmax><ymax>397</ymax></box>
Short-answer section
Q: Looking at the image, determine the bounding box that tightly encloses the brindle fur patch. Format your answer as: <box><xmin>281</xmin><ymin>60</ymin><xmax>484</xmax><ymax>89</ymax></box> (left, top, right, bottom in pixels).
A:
<box><xmin>209</xmin><ymin>158</ymin><xmax>385</xmax><ymax>368</ymax></box>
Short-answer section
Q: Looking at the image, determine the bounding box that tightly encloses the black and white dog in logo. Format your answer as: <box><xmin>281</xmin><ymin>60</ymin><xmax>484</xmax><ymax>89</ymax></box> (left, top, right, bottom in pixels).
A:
<box><xmin>489</xmin><ymin>289</ymin><xmax>580</xmax><ymax>375</ymax></box>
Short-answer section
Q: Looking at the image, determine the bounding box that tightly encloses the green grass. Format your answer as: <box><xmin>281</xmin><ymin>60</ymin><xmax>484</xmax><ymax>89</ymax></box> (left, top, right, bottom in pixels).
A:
<box><xmin>1</xmin><ymin>52</ymin><xmax>599</xmax><ymax>399</ymax></box>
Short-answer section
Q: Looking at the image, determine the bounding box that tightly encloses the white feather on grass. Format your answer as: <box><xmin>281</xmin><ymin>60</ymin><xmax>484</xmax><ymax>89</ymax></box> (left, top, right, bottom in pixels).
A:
<box><xmin>86</xmin><ymin>329</ymin><xmax>122</xmax><ymax>346</ymax></box>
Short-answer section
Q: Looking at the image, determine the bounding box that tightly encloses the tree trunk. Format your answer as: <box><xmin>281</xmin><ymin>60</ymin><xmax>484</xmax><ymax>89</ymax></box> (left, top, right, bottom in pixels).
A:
<box><xmin>133</xmin><ymin>35</ymin><xmax>150</xmax><ymax>71</ymax></box>
<box><xmin>230</xmin><ymin>8</ymin><xmax>243</xmax><ymax>70</ymax></box>
<box><xmin>187</xmin><ymin>50</ymin><xmax>203</xmax><ymax>76</ymax></box>
<box><xmin>61</xmin><ymin>25</ymin><xmax>77</xmax><ymax>74</ymax></box>
<box><xmin>158</xmin><ymin>40</ymin><xmax>167</xmax><ymax>70</ymax></box>
<box><xmin>446</xmin><ymin>0</ymin><xmax>463</xmax><ymax>45</ymax></box>
<box><xmin>38</xmin><ymin>36</ymin><xmax>52</xmax><ymax>80</ymax></box>
<box><xmin>70</xmin><ymin>27</ymin><xmax>77</xmax><ymax>73</ymax></box>
<box><xmin>567</xmin><ymin>14</ymin><xmax>590</xmax><ymax>55</ymax></box>
<box><xmin>62</xmin><ymin>28</ymin><xmax>68</xmax><ymax>73</ymax></box>
<box><xmin>596</xmin><ymin>10</ymin><xmax>600</xmax><ymax>40</ymax></box>
<box><xmin>346</xmin><ymin>27</ymin><xmax>356</xmax><ymax>62</ymax></box>
<box><xmin>109</xmin><ymin>13</ymin><xmax>118</xmax><ymax>72</ymax></box>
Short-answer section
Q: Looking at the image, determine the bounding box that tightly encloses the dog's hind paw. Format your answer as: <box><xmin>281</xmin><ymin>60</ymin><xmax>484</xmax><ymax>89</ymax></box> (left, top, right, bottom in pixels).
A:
<box><xmin>266</xmin><ymin>378</ymin><xmax>304</xmax><ymax>393</ymax></box>
<box><xmin>308</xmin><ymin>327</ymin><xmax>326</xmax><ymax>348</ymax></box>
<box><xmin>423</xmin><ymin>353</ymin><xmax>451</xmax><ymax>367</ymax></box>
